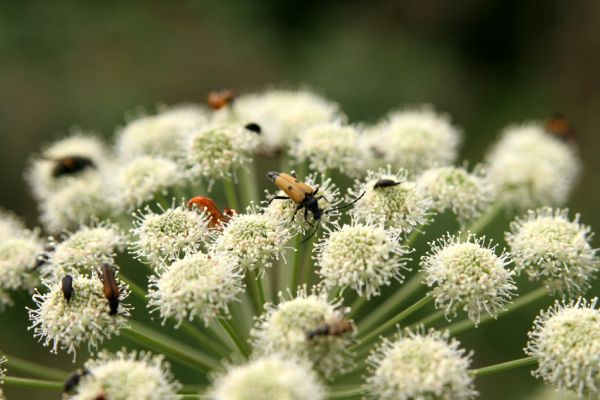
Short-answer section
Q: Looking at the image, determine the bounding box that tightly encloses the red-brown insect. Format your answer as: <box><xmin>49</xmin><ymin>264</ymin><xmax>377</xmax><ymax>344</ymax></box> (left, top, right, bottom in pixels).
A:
<box><xmin>306</xmin><ymin>317</ymin><xmax>353</xmax><ymax>340</ymax></box>
<box><xmin>545</xmin><ymin>113</ymin><xmax>576</xmax><ymax>142</ymax></box>
<box><xmin>207</xmin><ymin>89</ymin><xmax>236</xmax><ymax>110</ymax></box>
<box><xmin>187</xmin><ymin>196</ymin><xmax>235</xmax><ymax>228</ymax></box>
<box><xmin>99</xmin><ymin>263</ymin><xmax>120</xmax><ymax>316</ymax></box>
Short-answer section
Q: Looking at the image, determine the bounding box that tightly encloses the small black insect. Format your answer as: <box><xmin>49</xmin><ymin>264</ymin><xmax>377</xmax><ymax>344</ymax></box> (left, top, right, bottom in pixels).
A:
<box><xmin>99</xmin><ymin>263</ymin><xmax>120</xmax><ymax>316</ymax></box>
<box><xmin>61</xmin><ymin>275</ymin><xmax>74</xmax><ymax>303</ymax></box>
<box><xmin>45</xmin><ymin>155</ymin><xmax>96</xmax><ymax>178</ymax></box>
<box><xmin>63</xmin><ymin>368</ymin><xmax>90</xmax><ymax>394</ymax></box>
<box><xmin>373</xmin><ymin>179</ymin><xmax>402</xmax><ymax>189</ymax></box>
<box><xmin>244</xmin><ymin>122</ymin><xmax>262</xmax><ymax>134</ymax></box>
<box><xmin>32</xmin><ymin>244</ymin><xmax>55</xmax><ymax>270</ymax></box>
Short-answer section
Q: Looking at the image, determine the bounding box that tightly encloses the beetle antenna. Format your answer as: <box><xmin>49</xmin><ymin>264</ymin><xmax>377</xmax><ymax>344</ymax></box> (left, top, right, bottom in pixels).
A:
<box><xmin>301</xmin><ymin>219</ymin><xmax>321</xmax><ymax>244</ymax></box>
<box><xmin>324</xmin><ymin>191</ymin><xmax>366</xmax><ymax>214</ymax></box>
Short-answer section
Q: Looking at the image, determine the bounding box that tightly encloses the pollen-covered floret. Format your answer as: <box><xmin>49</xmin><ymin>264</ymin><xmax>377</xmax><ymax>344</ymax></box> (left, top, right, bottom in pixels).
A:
<box><xmin>110</xmin><ymin>156</ymin><xmax>185</xmax><ymax>212</ymax></box>
<box><xmin>421</xmin><ymin>233</ymin><xmax>516</xmax><ymax>323</ymax></box>
<box><xmin>0</xmin><ymin>208</ymin><xmax>27</xmax><ymax>241</ymax></box>
<box><xmin>130</xmin><ymin>204</ymin><xmax>211</xmax><ymax>267</ymax></box>
<box><xmin>116</xmin><ymin>104</ymin><xmax>208</xmax><ymax>160</ymax></box>
<box><xmin>0</xmin><ymin>233</ymin><xmax>44</xmax><ymax>305</ymax></box>
<box><xmin>183</xmin><ymin>124</ymin><xmax>258</xmax><ymax>183</ymax></box>
<box><xmin>366</xmin><ymin>328</ymin><xmax>476</xmax><ymax>400</ymax></box>
<box><xmin>68</xmin><ymin>349</ymin><xmax>181</xmax><ymax>400</ymax></box>
<box><xmin>350</xmin><ymin>167</ymin><xmax>431</xmax><ymax>233</ymax></box>
<box><xmin>28</xmin><ymin>273</ymin><xmax>131</xmax><ymax>358</ymax></box>
<box><xmin>315</xmin><ymin>221</ymin><xmax>411</xmax><ymax>299</ymax></box>
<box><xmin>290</xmin><ymin>122</ymin><xmax>367</xmax><ymax>177</ymax></box>
<box><xmin>417</xmin><ymin>165</ymin><xmax>495</xmax><ymax>225</ymax></box>
<box><xmin>25</xmin><ymin>132</ymin><xmax>110</xmax><ymax>201</ymax></box>
<box><xmin>507</xmin><ymin>208</ymin><xmax>598</xmax><ymax>297</ymax></box>
<box><xmin>263</xmin><ymin>173</ymin><xmax>342</xmax><ymax>235</ymax></box>
<box><xmin>250</xmin><ymin>287</ymin><xmax>355</xmax><ymax>378</ymax></box>
<box><xmin>212</xmin><ymin>211</ymin><xmax>292</xmax><ymax>272</ymax></box>
<box><xmin>209</xmin><ymin>354</ymin><xmax>325</xmax><ymax>400</ymax></box>
<box><xmin>369</xmin><ymin>106</ymin><xmax>462</xmax><ymax>175</ymax></box>
<box><xmin>485</xmin><ymin>122</ymin><xmax>581</xmax><ymax>210</ymax></box>
<box><xmin>39</xmin><ymin>175</ymin><xmax>113</xmax><ymax>233</ymax></box>
<box><xmin>147</xmin><ymin>252</ymin><xmax>243</xmax><ymax>326</ymax></box>
<box><xmin>43</xmin><ymin>222</ymin><xmax>123</xmax><ymax>278</ymax></box>
<box><xmin>229</xmin><ymin>89</ymin><xmax>343</xmax><ymax>154</ymax></box>
<box><xmin>525</xmin><ymin>298</ymin><xmax>600</xmax><ymax>397</ymax></box>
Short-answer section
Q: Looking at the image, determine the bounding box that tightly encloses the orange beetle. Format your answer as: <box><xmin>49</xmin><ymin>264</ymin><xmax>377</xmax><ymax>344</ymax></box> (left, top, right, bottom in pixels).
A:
<box><xmin>187</xmin><ymin>196</ymin><xmax>235</xmax><ymax>228</ymax></box>
<box><xmin>306</xmin><ymin>317</ymin><xmax>353</xmax><ymax>340</ymax></box>
<box><xmin>545</xmin><ymin>113</ymin><xmax>576</xmax><ymax>142</ymax></box>
<box><xmin>207</xmin><ymin>89</ymin><xmax>236</xmax><ymax>110</ymax></box>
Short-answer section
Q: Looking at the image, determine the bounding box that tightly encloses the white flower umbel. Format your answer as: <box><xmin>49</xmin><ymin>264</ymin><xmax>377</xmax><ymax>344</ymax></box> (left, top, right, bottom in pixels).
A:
<box><xmin>290</xmin><ymin>122</ymin><xmax>367</xmax><ymax>177</ymax></box>
<box><xmin>183</xmin><ymin>124</ymin><xmax>258</xmax><ymax>184</ymax></box>
<box><xmin>25</xmin><ymin>132</ymin><xmax>110</xmax><ymax>201</ymax></box>
<box><xmin>417</xmin><ymin>165</ymin><xmax>495</xmax><ymax>226</ymax></box>
<box><xmin>116</xmin><ymin>104</ymin><xmax>208</xmax><ymax>160</ymax></box>
<box><xmin>39</xmin><ymin>176</ymin><xmax>112</xmax><ymax>233</ymax></box>
<box><xmin>0</xmin><ymin>208</ymin><xmax>27</xmax><ymax>241</ymax></box>
<box><xmin>349</xmin><ymin>167</ymin><xmax>431</xmax><ymax>233</ymax></box>
<box><xmin>212</xmin><ymin>211</ymin><xmax>292</xmax><ymax>272</ymax></box>
<box><xmin>209</xmin><ymin>354</ymin><xmax>326</xmax><ymax>400</ymax></box>
<box><xmin>507</xmin><ymin>208</ymin><xmax>599</xmax><ymax>297</ymax></box>
<box><xmin>366</xmin><ymin>328</ymin><xmax>476</xmax><ymax>400</ymax></box>
<box><xmin>230</xmin><ymin>89</ymin><xmax>343</xmax><ymax>155</ymax></box>
<box><xmin>369</xmin><ymin>106</ymin><xmax>462</xmax><ymax>175</ymax></box>
<box><xmin>148</xmin><ymin>252</ymin><xmax>243</xmax><ymax>326</ymax></box>
<box><xmin>130</xmin><ymin>204</ymin><xmax>211</xmax><ymax>267</ymax></box>
<box><xmin>43</xmin><ymin>222</ymin><xmax>124</xmax><ymax>278</ymax></box>
<box><xmin>70</xmin><ymin>349</ymin><xmax>181</xmax><ymax>400</ymax></box>
<box><xmin>421</xmin><ymin>233</ymin><xmax>515</xmax><ymax>323</ymax></box>
<box><xmin>28</xmin><ymin>273</ymin><xmax>131</xmax><ymax>358</ymax></box>
<box><xmin>111</xmin><ymin>156</ymin><xmax>184</xmax><ymax>212</ymax></box>
<box><xmin>263</xmin><ymin>173</ymin><xmax>342</xmax><ymax>235</ymax></box>
<box><xmin>250</xmin><ymin>287</ymin><xmax>355</xmax><ymax>378</ymax></box>
<box><xmin>485</xmin><ymin>123</ymin><xmax>581</xmax><ymax>210</ymax></box>
<box><xmin>525</xmin><ymin>298</ymin><xmax>600</xmax><ymax>397</ymax></box>
<box><xmin>315</xmin><ymin>221</ymin><xmax>411</xmax><ymax>299</ymax></box>
<box><xmin>0</xmin><ymin>234</ymin><xmax>43</xmax><ymax>298</ymax></box>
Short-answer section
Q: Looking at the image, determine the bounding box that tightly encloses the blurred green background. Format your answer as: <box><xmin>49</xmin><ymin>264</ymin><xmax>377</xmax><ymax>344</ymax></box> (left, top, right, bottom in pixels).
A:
<box><xmin>0</xmin><ymin>1</ymin><xmax>599</xmax><ymax>399</ymax></box>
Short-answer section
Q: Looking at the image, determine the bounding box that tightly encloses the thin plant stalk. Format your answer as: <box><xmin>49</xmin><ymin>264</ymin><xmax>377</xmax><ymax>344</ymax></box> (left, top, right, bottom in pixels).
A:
<box><xmin>217</xmin><ymin>317</ymin><xmax>250</xmax><ymax>358</ymax></box>
<box><xmin>347</xmin><ymin>295</ymin><xmax>368</xmax><ymax>319</ymax></box>
<box><xmin>2</xmin><ymin>376</ymin><xmax>64</xmax><ymax>391</ymax></box>
<box><xmin>253</xmin><ymin>269</ymin><xmax>267</xmax><ymax>312</ymax></box>
<box><xmin>469</xmin><ymin>356</ymin><xmax>537</xmax><ymax>378</ymax></box>
<box><xmin>3</xmin><ymin>355</ymin><xmax>66</xmax><ymax>381</ymax></box>
<box><xmin>327</xmin><ymin>386</ymin><xmax>367</xmax><ymax>399</ymax></box>
<box><xmin>461</xmin><ymin>203</ymin><xmax>504</xmax><ymax>238</ymax></box>
<box><xmin>289</xmin><ymin>235</ymin><xmax>304</xmax><ymax>296</ymax></box>
<box><xmin>222</xmin><ymin>179</ymin><xmax>240</xmax><ymax>211</ymax></box>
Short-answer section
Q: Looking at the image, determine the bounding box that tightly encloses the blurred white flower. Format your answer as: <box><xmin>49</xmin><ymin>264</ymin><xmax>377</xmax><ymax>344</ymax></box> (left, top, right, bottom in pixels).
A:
<box><xmin>0</xmin><ymin>233</ymin><xmax>44</xmax><ymax>308</ymax></box>
<box><xmin>0</xmin><ymin>208</ymin><xmax>27</xmax><ymax>241</ymax></box>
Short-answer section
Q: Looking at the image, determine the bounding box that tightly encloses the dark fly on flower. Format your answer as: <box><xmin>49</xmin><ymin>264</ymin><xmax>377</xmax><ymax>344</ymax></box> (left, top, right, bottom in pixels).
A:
<box><xmin>63</xmin><ymin>368</ymin><xmax>90</xmax><ymax>394</ymax></box>
<box><xmin>42</xmin><ymin>155</ymin><xmax>96</xmax><ymax>178</ymax></box>
<box><xmin>373</xmin><ymin>179</ymin><xmax>402</xmax><ymax>189</ymax></box>
<box><xmin>244</xmin><ymin>122</ymin><xmax>262</xmax><ymax>134</ymax></box>
<box><xmin>61</xmin><ymin>275</ymin><xmax>74</xmax><ymax>303</ymax></box>
<box><xmin>99</xmin><ymin>263</ymin><xmax>120</xmax><ymax>316</ymax></box>
<box><xmin>306</xmin><ymin>317</ymin><xmax>353</xmax><ymax>340</ymax></box>
<box><xmin>267</xmin><ymin>171</ymin><xmax>365</xmax><ymax>243</ymax></box>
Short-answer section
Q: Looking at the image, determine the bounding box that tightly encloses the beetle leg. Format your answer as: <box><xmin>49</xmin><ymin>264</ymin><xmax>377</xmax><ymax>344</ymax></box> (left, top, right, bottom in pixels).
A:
<box><xmin>267</xmin><ymin>195</ymin><xmax>291</xmax><ymax>206</ymax></box>
<box><xmin>290</xmin><ymin>204</ymin><xmax>303</xmax><ymax>223</ymax></box>
<box><xmin>312</xmin><ymin>185</ymin><xmax>321</xmax><ymax>196</ymax></box>
<box><xmin>303</xmin><ymin>208</ymin><xmax>314</xmax><ymax>228</ymax></box>
<box><xmin>315</xmin><ymin>195</ymin><xmax>331</xmax><ymax>204</ymax></box>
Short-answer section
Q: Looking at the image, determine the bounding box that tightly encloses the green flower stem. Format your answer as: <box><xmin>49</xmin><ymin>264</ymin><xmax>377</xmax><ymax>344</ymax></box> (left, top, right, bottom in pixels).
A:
<box><xmin>290</xmin><ymin>235</ymin><xmax>303</xmax><ymax>296</ymax></box>
<box><xmin>238</xmin><ymin>162</ymin><xmax>260</xmax><ymax>207</ymax></box>
<box><xmin>244</xmin><ymin>272</ymin><xmax>262</xmax><ymax>315</ymax></box>
<box><xmin>352</xmin><ymin>294</ymin><xmax>433</xmax><ymax>351</ymax></box>
<box><xmin>222</xmin><ymin>179</ymin><xmax>240</xmax><ymax>211</ymax></box>
<box><xmin>253</xmin><ymin>269</ymin><xmax>267</xmax><ymax>313</ymax></box>
<box><xmin>469</xmin><ymin>356</ymin><xmax>537</xmax><ymax>378</ymax></box>
<box><xmin>178</xmin><ymin>395</ymin><xmax>202</xmax><ymax>399</ymax></box>
<box><xmin>328</xmin><ymin>386</ymin><xmax>367</xmax><ymax>399</ymax></box>
<box><xmin>408</xmin><ymin>309</ymin><xmax>445</xmax><ymax>329</ymax></box>
<box><xmin>447</xmin><ymin>286</ymin><xmax>548</xmax><ymax>336</ymax></box>
<box><xmin>2</xmin><ymin>376</ymin><xmax>63</xmax><ymax>391</ymax></box>
<box><xmin>155</xmin><ymin>193</ymin><xmax>174</xmax><ymax>210</ymax></box>
<box><xmin>347</xmin><ymin>296</ymin><xmax>368</xmax><ymax>319</ymax></box>
<box><xmin>4</xmin><ymin>355</ymin><xmax>66</xmax><ymax>381</ymax></box>
<box><xmin>357</xmin><ymin>272</ymin><xmax>423</xmax><ymax>333</ymax></box>
<box><xmin>123</xmin><ymin>321</ymin><xmax>220</xmax><ymax>371</ymax></box>
<box><xmin>405</xmin><ymin>228</ymin><xmax>422</xmax><ymax>248</ymax></box>
<box><xmin>181</xmin><ymin>384</ymin><xmax>206</xmax><ymax>393</ymax></box>
<box><xmin>217</xmin><ymin>317</ymin><xmax>250</xmax><ymax>358</ymax></box>
<box><xmin>461</xmin><ymin>203</ymin><xmax>504</xmax><ymax>238</ymax></box>
<box><xmin>300</xmin><ymin>234</ymin><xmax>317</xmax><ymax>289</ymax></box>
<box><xmin>118</xmin><ymin>273</ymin><xmax>146</xmax><ymax>301</ymax></box>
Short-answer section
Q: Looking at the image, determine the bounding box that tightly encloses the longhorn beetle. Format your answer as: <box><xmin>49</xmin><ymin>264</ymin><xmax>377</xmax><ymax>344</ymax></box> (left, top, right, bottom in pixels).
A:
<box><xmin>99</xmin><ymin>263</ymin><xmax>120</xmax><ymax>315</ymax></box>
<box><xmin>267</xmin><ymin>171</ymin><xmax>365</xmax><ymax>242</ymax></box>
<box><xmin>187</xmin><ymin>195</ymin><xmax>235</xmax><ymax>229</ymax></box>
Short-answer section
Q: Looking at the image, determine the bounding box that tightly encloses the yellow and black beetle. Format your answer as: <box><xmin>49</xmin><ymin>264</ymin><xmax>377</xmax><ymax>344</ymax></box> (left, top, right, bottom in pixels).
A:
<box><xmin>267</xmin><ymin>171</ymin><xmax>364</xmax><ymax>241</ymax></box>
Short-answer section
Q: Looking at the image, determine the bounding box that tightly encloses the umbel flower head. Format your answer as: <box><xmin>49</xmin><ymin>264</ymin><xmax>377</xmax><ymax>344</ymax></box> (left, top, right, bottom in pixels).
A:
<box><xmin>209</xmin><ymin>354</ymin><xmax>325</xmax><ymax>400</ymax></box>
<box><xmin>0</xmin><ymin>208</ymin><xmax>27</xmax><ymax>241</ymax></box>
<box><xmin>263</xmin><ymin>173</ymin><xmax>342</xmax><ymax>235</ymax></box>
<box><xmin>67</xmin><ymin>349</ymin><xmax>181</xmax><ymax>400</ymax></box>
<box><xmin>182</xmin><ymin>124</ymin><xmax>258</xmax><ymax>184</ymax></box>
<box><xmin>0</xmin><ymin>233</ymin><xmax>44</xmax><ymax>308</ymax></box>
<box><xmin>116</xmin><ymin>104</ymin><xmax>208</xmax><ymax>160</ymax></box>
<box><xmin>28</xmin><ymin>272</ymin><xmax>131</xmax><ymax>358</ymax></box>
<box><xmin>130</xmin><ymin>203</ymin><xmax>211</xmax><ymax>267</ymax></box>
<box><xmin>212</xmin><ymin>210</ymin><xmax>292</xmax><ymax>272</ymax></box>
<box><xmin>421</xmin><ymin>233</ymin><xmax>516</xmax><ymax>323</ymax></box>
<box><xmin>484</xmin><ymin>122</ymin><xmax>581</xmax><ymax>210</ymax></box>
<box><xmin>110</xmin><ymin>155</ymin><xmax>185</xmax><ymax>212</ymax></box>
<box><xmin>525</xmin><ymin>297</ymin><xmax>600</xmax><ymax>397</ymax></box>
<box><xmin>147</xmin><ymin>252</ymin><xmax>244</xmax><ymax>326</ymax></box>
<box><xmin>315</xmin><ymin>221</ymin><xmax>411</xmax><ymax>299</ymax></box>
<box><xmin>250</xmin><ymin>287</ymin><xmax>355</xmax><ymax>378</ymax></box>
<box><xmin>417</xmin><ymin>165</ymin><xmax>495</xmax><ymax>226</ymax></box>
<box><xmin>366</xmin><ymin>328</ymin><xmax>476</xmax><ymax>400</ymax></box>
<box><xmin>229</xmin><ymin>88</ymin><xmax>343</xmax><ymax>155</ymax></box>
<box><xmin>368</xmin><ymin>105</ymin><xmax>462</xmax><ymax>175</ymax></box>
<box><xmin>25</xmin><ymin>131</ymin><xmax>110</xmax><ymax>201</ymax></box>
<box><xmin>506</xmin><ymin>208</ymin><xmax>599</xmax><ymax>297</ymax></box>
<box><xmin>43</xmin><ymin>222</ymin><xmax>124</xmax><ymax>278</ymax></box>
<box><xmin>349</xmin><ymin>167</ymin><xmax>431</xmax><ymax>233</ymax></box>
<box><xmin>290</xmin><ymin>122</ymin><xmax>367</xmax><ymax>177</ymax></box>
